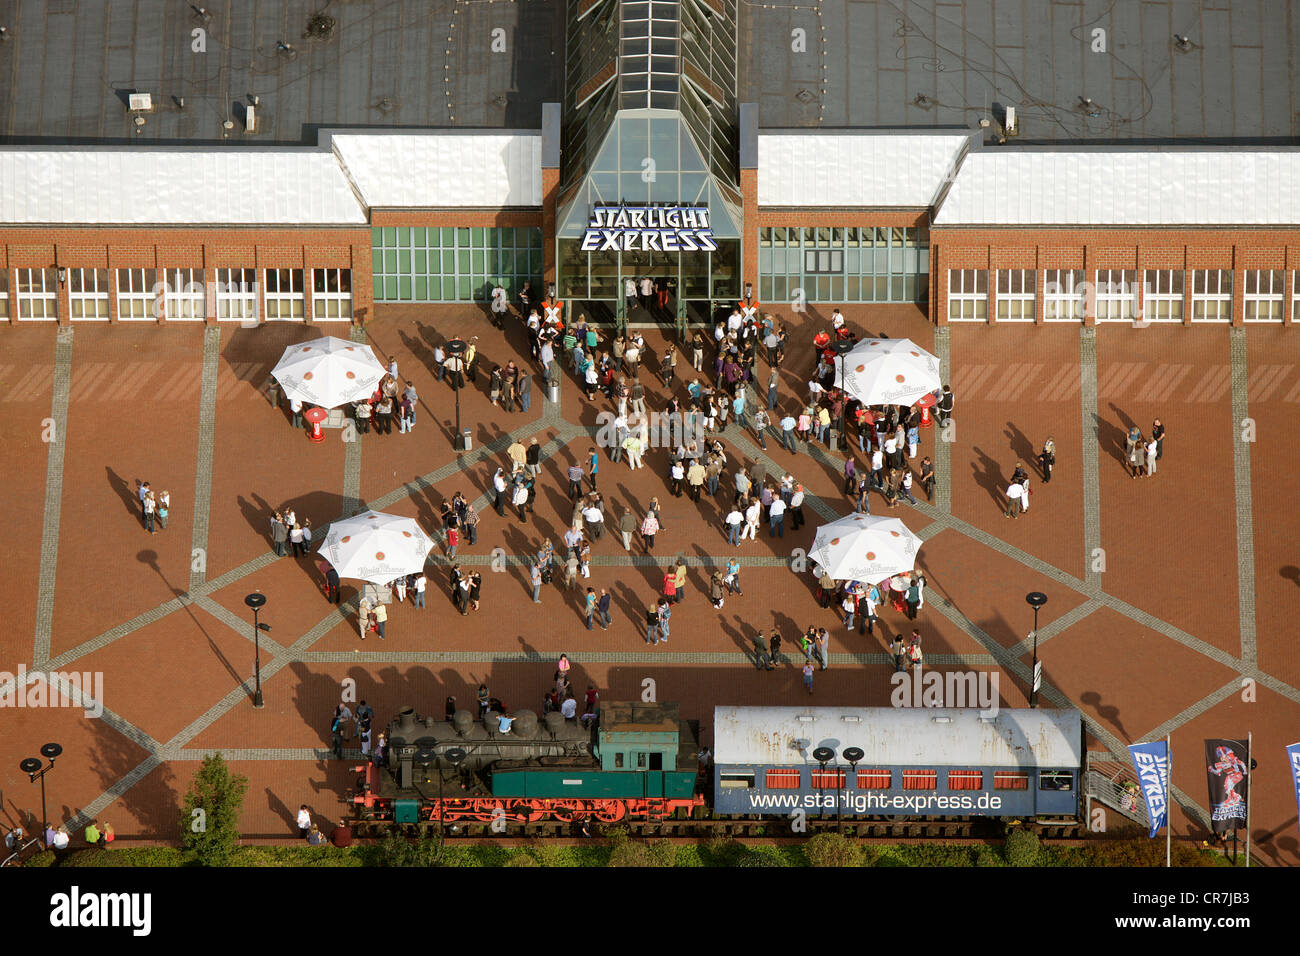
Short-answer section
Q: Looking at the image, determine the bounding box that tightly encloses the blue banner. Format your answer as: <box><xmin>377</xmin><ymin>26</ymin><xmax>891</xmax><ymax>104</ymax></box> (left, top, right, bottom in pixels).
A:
<box><xmin>1129</xmin><ymin>741</ymin><xmax>1170</xmax><ymax>838</ymax></box>
<box><xmin>1288</xmin><ymin>743</ymin><xmax>1300</xmax><ymax>834</ymax></box>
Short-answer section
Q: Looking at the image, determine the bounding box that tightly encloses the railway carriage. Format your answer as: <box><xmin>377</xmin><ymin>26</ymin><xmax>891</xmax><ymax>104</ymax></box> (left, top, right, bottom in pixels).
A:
<box><xmin>712</xmin><ymin>706</ymin><xmax>1084</xmax><ymax>822</ymax></box>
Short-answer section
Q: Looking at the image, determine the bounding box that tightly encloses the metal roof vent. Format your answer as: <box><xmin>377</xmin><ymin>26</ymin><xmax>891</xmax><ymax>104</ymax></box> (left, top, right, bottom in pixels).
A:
<box><xmin>128</xmin><ymin>93</ymin><xmax>153</xmax><ymax>112</ymax></box>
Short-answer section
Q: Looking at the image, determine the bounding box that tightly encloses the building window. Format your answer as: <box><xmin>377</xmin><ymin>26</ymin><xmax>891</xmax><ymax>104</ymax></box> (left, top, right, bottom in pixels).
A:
<box><xmin>993</xmin><ymin>771</ymin><xmax>1029</xmax><ymax>790</ymax></box>
<box><xmin>116</xmin><ymin>269</ymin><xmax>159</xmax><ymax>320</ymax></box>
<box><xmin>215</xmin><ymin>269</ymin><xmax>259</xmax><ymax>322</ymax></box>
<box><xmin>719</xmin><ymin>773</ymin><xmax>755</xmax><ymax>790</ymax></box>
<box><xmin>373</xmin><ymin>226</ymin><xmax>543</xmax><ymax>303</ymax></box>
<box><xmin>856</xmin><ymin>769</ymin><xmax>891</xmax><ymax>790</ymax></box>
<box><xmin>264</xmin><ymin>269</ymin><xmax>305</xmax><ymax>320</ymax></box>
<box><xmin>1243</xmin><ymin>270</ymin><xmax>1283</xmax><ymax>322</ymax></box>
<box><xmin>810</xmin><ymin>769</ymin><xmax>846</xmax><ymax>789</ymax></box>
<box><xmin>901</xmin><ymin>770</ymin><xmax>938</xmax><ymax>791</ymax></box>
<box><xmin>947</xmin><ymin>770</ymin><xmax>983</xmax><ymax>791</ymax></box>
<box><xmin>764</xmin><ymin>769</ymin><xmax>801</xmax><ymax>790</ymax></box>
<box><xmin>16</xmin><ymin>268</ymin><xmax>58</xmax><ymax>320</ymax></box>
<box><xmin>163</xmin><ymin>268</ymin><xmax>205</xmax><ymax>320</ymax></box>
<box><xmin>1191</xmin><ymin>270</ymin><xmax>1232</xmax><ymax>322</ymax></box>
<box><xmin>69</xmin><ymin>269</ymin><xmax>110</xmax><ymax>320</ymax></box>
<box><xmin>757</xmin><ymin>226</ymin><xmax>929</xmax><ymax>304</ymax></box>
<box><xmin>1094</xmin><ymin>269</ymin><xmax>1137</xmax><ymax>322</ymax></box>
<box><xmin>946</xmin><ymin>269</ymin><xmax>987</xmax><ymax>321</ymax></box>
<box><xmin>1038</xmin><ymin>770</ymin><xmax>1074</xmax><ymax>792</ymax></box>
<box><xmin>1042</xmin><ymin>269</ymin><xmax>1084</xmax><ymax>321</ymax></box>
<box><xmin>0</xmin><ymin>270</ymin><xmax>8</xmax><ymax>319</ymax></box>
<box><xmin>995</xmin><ymin>270</ymin><xmax>1035</xmax><ymax>321</ymax></box>
<box><xmin>312</xmin><ymin>269</ymin><xmax>353</xmax><ymax>321</ymax></box>
<box><xmin>1142</xmin><ymin>270</ymin><xmax>1184</xmax><ymax>322</ymax></box>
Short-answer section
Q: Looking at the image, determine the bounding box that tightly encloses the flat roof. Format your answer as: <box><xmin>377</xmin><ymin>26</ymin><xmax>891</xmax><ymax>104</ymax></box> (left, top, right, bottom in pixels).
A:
<box><xmin>0</xmin><ymin>0</ymin><xmax>565</xmax><ymax>145</ymax></box>
<box><xmin>739</xmin><ymin>0</ymin><xmax>1299</xmax><ymax>144</ymax></box>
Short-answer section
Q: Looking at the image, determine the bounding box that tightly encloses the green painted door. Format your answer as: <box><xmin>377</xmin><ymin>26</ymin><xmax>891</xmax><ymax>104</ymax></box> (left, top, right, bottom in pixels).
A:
<box><xmin>645</xmin><ymin>771</ymin><xmax>664</xmax><ymax>798</ymax></box>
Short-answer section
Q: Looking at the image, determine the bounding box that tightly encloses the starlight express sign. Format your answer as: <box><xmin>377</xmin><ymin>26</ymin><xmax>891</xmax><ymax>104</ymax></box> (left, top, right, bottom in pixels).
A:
<box><xmin>580</xmin><ymin>204</ymin><xmax>718</xmax><ymax>252</ymax></box>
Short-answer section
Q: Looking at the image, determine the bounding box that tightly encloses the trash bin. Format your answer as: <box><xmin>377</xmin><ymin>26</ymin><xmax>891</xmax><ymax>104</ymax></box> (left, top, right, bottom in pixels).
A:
<box><xmin>461</xmin><ymin>428</ymin><xmax>473</xmax><ymax>452</ymax></box>
<box><xmin>828</xmin><ymin>428</ymin><xmax>840</xmax><ymax>453</ymax></box>
<box><xmin>547</xmin><ymin>380</ymin><xmax>561</xmax><ymax>404</ymax></box>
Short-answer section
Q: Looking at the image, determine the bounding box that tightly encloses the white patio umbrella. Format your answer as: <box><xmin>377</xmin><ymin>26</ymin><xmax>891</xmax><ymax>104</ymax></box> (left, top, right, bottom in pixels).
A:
<box><xmin>317</xmin><ymin>510</ymin><xmax>433</xmax><ymax>584</ymax></box>
<box><xmin>808</xmin><ymin>513</ymin><xmax>922</xmax><ymax>584</ymax></box>
<box><xmin>832</xmin><ymin>337</ymin><xmax>941</xmax><ymax>407</ymax></box>
<box><xmin>271</xmin><ymin>336</ymin><xmax>387</xmax><ymax>407</ymax></box>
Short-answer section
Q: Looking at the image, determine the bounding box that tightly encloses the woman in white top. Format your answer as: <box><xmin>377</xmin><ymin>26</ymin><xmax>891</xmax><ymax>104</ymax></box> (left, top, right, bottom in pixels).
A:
<box><xmin>414</xmin><ymin>572</ymin><xmax>427</xmax><ymax>609</ymax></box>
<box><xmin>143</xmin><ymin>491</ymin><xmax>157</xmax><ymax>534</ymax></box>
<box><xmin>290</xmin><ymin>523</ymin><xmax>305</xmax><ymax>557</ymax></box>
<box><xmin>1145</xmin><ymin>437</ymin><xmax>1159</xmax><ymax>476</ymax></box>
<box><xmin>393</xmin><ymin>575</ymin><xmax>407</xmax><ymax>604</ymax></box>
<box><xmin>157</xmin><ymin>490</ymin><xmax>171</xmax><ymax>530</ymax></box>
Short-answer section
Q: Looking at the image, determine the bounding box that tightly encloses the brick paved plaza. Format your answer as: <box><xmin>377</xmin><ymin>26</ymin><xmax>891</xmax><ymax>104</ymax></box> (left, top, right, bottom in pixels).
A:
<box><xmin>2</xmin><ymin>307</ymin><xmax>1298</xmax><ymax>865</ymax></box>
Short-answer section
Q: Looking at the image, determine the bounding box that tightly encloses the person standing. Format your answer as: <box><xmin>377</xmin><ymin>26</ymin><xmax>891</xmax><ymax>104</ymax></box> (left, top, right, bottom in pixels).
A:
<box><xmin>686</xmin><ymin>458</ymin><xmax>706</xmax><ymax>501</ymax></box>
<box><xmin>891</xmin><ymin>635</ymin><xmax>907</xmax><ymax>673</ymax></box>
<box><xmin>1004</xmin><ymin>479</ymin><xmax>1024</xmax><ymax>518</ymax></box>
<box><xmin>908</xmin><ymin>633</ymin><xmax>923</xmax><ymax>674</ymax></box>
<box><xmin>530</xmin><ymin>561</ymin><xmax>543</xmax><ymax>603</ymax></box>
<box><xmin>619</xmin><ymin>508</ymin><xmax>637</xmax><ymax>551</ymax></box>
<box><xmin>767</xmin><ymin>630</ymin><xmax>782</xmax><ymax>670</ymax></box>
<box><xmin>587</xmin><ymin>447</ymin><xmax>600</xmax><ymax>491</ymax></box>
<box><xmin>290</xmin><ymin>521</ymin><xmax>305</xmax><ymax>557</ymax></box>
<box><xmin>641</xmin><ymin>510</ymin><xmax>659</xmax><ymax>553</ymax></box>
<box><xmin>1130</xmin><ymin>431</ymin><xmax>1147</xmax><ymax>478</ymax></box>
<box><xmin>752</xmin><ymin>632</ymin><xmax>771</xmax><ymax>670</ymax></box>
<box><xmin>1151</xmin><ymin>418</ymin><xmax>1166</xmax><ymax>461</ymax></box>
<box><xmin>143</xmin><ymin>491</ymin><xmax>157</xmax><ymax>534</ymax></box>
<box><xmin>567</xmin><ymin>463</ymin><xmax>585</xmax><ymax>501</ymax></box>
<box><xmin>584</xmin><ymin>587</ymin><xmax>598</xmax><ymax>631</ymax></box>
<box><xmin>814</xmin><ymin>629</ymin><xmax>829</xmax><ymax>670</ymax></box>
<box><xmin>788</xmin><ymin>484</ymin><xmax>806</xmax><ymax>530</ymax></box>
<box><xmin>625</xmin><ymin>276</ymin><xmax>638</xmax><ymax>315</ymax></box>
<box><xmin>767</xmin><ymin>366</ymin><xmax>780</xmax><ymax>411</ymax></box>
<box><xmin>662</xmin><ymin>569</ymin><xmax>677</xmax><ymax>605</ymax></box>
<box><xmin>413</xmin><ymin>571</ymin><xmax>426</xmax><ymax>609</ymax></box>
<box><xmin>1145</xmin><ymin>434</ymin><xmax>1159</xmax><ymax>476</ymax></box>
<box><xmin>1039</xmin><ymin>437</ymin><xmax>1056</xmax><ymax>483</ymax></box>
<box><xmin>920</xmin><ymin>456</ymin><xmax>935</xmax><ymax>501</ymax></box>
<box><xmin>645</xmin><ymin>604</ymin><xmax>661</xmax><ymax>646</ymax></box>
<box><xmin>905</xmin><ymin>577</ymin><xmax>921</xmax><ymax>620</ymax></box>
<box><xmin>937</xmin><ymin>385</ymin><xmax>954</xmax><ymax>428</ymax></box>
<box><xmin>725</xmin><ymin>506</ymin><xmax>743</xmax><ymax>546</ymax></box>
<box><xmin>802</xmin><ymin>660</ymin><xmax>815</xmax><ymax>695</ymax></box>
<box><xmin>741</xmin><ymin>498</ymin><xmax>761</xmax><ymax>542</ymax></box>
<box><xmin>512</xmin><ymin>480</ymin><xmax>530</xmax><ymax>522</ymax></box>
<box><xmin>841</xmin><ymin>592</ymin><xmax>856</xmax><ymax>631</ymax></box>
<box><xmin>657</xmin><ymin>597</ymin><xmax>672</xmax><ymax>643</ymax></box>
<box><xmin>768</xmin><ymin>495</ymin><xmax>787</xmax><ymax>538</ymax></box>
<box><xmin>596</xmin><ymin>588</ymin><xmax>612</xmax><ymax>630</ymax></box>
<box><xmin>724</xmin><ymin>557</ymin><xmax>742</xmax><ymax>595</ymax></box>
<box><xmin>672</xmin><ymin>560</ymin><xmax>688</xmax><ymax>604</ymax></box>
<box><xmin>780</xmin><ymin>412</ymin><xmax>798</xmax><ymax>452</ymax></box>
<box><xmin>325</xmin><ymin>565</ymin><xmax>341</xmax><ymax>604</ymax></box>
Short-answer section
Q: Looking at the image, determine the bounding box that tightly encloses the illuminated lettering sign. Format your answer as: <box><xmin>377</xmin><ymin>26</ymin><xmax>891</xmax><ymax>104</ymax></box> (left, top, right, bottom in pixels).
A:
<box><xmin>580</xmin><ymin>204</ymin><xmax>718</xmax><ymax>253</ymax></box>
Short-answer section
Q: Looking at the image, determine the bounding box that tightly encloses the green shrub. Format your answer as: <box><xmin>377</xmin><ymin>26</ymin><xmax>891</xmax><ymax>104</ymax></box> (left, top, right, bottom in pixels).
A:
<box><xmin>803</xmin><ymin>832</ymin><xmax>862</xmax><ymax>867</ymax></box>
<box><xmin>608</xmin><ymin>840</ymin><xmax>663</xmax><ymax>867</ymax></box>
<box><xmin>504</xmin><ymin>851</ymin><xmax>539</xmax><ymax>867</ymax></box>
<box><xmin>180</xmin><ymin>754</ymin><xmax>248</xmax><ymax>867</ymax></box>
<box><xmin>975</xmin><ymin>847</ymin><xmax>1003</xmax><ymax>867</ymax></box>
<box><xmin>1003</xmin><ymin>828</ymin><xmax>1042</xmax><ymax>867</ymax></box>
<box><xmin>1081</xmin><ymin>837</ymin><xmax>1229</xmax><ymax>868</ymax></box>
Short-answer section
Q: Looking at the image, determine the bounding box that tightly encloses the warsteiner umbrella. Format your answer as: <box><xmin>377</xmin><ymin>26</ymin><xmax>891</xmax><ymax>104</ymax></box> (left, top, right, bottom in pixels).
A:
<box><xmin>832</xmin><ymin>337</ymin><xmax>941</xmax><ymax>408</ymax></box>
<box><xmin>808</xmin><ymin>513</ymin><xmax>922</xmax><ymax>584</ymax></box>
<box><xmin>271</xmin><ymin>336</ymin><xmax>387</xmax><ymax>407</ymax></box>
<box><xmin>317</xmin><ymin>510</ymin><xmax>433</xmax><ymax>584</ymax></box>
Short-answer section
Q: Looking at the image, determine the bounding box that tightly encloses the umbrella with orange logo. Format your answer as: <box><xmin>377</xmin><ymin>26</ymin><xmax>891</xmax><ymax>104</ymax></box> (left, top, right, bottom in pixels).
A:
<box><xmin>808</xmin><ymin>513</ymin><xmax>921</xmax><ymax>584</ymax></box>
<box><xmin>271</xmin><ymin>335</ymin><xmax>387</xmax><ymax>407</ymax></box>
<box><xmin>831</xmin><ymin>337</ymin><xmax>940</xmax><ymax>407</ymax></box>
<box><xmin>318</xmin><ymin>510</ymin><xmax>433</xmax><ymax>584</ymax></box>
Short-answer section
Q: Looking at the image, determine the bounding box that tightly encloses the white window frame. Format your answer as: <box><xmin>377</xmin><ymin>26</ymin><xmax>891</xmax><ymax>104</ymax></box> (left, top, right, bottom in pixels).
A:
<box><xmin>1191</xmin><ymin>269</ymin><xmax>1232</xmax><ymax>322</ymax></box>
<box><xmin>68</xmin><ymin>268</ymin><xmax>110</xmax><ymax>320</ymax></box>
<box><xmin>16</xmin><ymin>268</ymin><xmax>58</xmax><ymax>321</ymax></box>
<box><xmin>1094</xmin><ymin>269</ymin><xmax>1137</xmax><ymax>322</ymax></box>
<box><xmin>1243</xmin><ymin>270</ymin><xmax>1283</xmax><ymax>323</ymax></box>
<box><xmin>162</xmin><ymin>268</ymin><xmax>205</xmax><ymax>321</ymax></box>
<box><xmin>1141</xmin><ymin>270</ymin><xmax>1184</xmax><ymax>323</ymax></box>
<box><xmin>115</xmin><ymin>269</ymin><xmax>159</xmax><ymax>321</ymax></box>
<box><xmin>311</xmin><ymin>268</ymin><xmax>352</xmax><ymax>321</ymax></box>
<box><xmin>215</xmin><ymin>268</ymin><xmax>260</xmax><ymax>323</ymax></box>
<box><xmin>0</xmin><ymin>269</ymin><xmax>11</xmax><ymax>320</ymax></box>
<box><xmin>946</xmin><ymin>269</ymin><xmax>988</xmax><ymax>322</ymax></box>
<box><xmin>1042</xmin><ymin>269</ymin><xmax>1084</xmax><ymax>322</ymax></box>
<box><xmin>263</xmin><ymin>269</ymin><xmax>305</xmax><ymax>320</ymax></box>
<box><xmin>995</xmin><ymin>269</ymin><xmax>1035</xmax><ymax>321</ymax></box>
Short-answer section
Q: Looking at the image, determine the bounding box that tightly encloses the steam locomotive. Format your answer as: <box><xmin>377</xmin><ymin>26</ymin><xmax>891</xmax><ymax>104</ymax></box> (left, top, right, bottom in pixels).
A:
<box><xmin>349</xmin><ymin>702</ymin><xmax>1085</xmax><ymax>831</ymax></box>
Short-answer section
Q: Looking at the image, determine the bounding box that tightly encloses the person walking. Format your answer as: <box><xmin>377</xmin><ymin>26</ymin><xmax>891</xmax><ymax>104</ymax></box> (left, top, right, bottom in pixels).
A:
<box><xmin>641</xmin><ymin>510</ymin><xmax>660</xmax><ymax>553</ymax></box>
<box><xmin>709</xmin><ymin>570</ymin><xmax>726</xmax><ymax>608</ymax></box>
<box><xmin>672</xmin><ymin>560</ymin><xmax>688</xmax><ymax>604</ymax></box>
<box><xmin>623</xmin><ymin>430</ymin><xmax>644</xmax><ymax>470</ymax></box>
<box><xmin>686</xmin><ymin>458</ymin><xmax>706</xmax><ymax>501</ymax></box>
<box><xmin>802</xmin><ymin>660</ymin><xmax>815</xmax><ymax>694</ymax></box>
<box><xmin>936</xmin><ymin>385</ymin><xmax>954</xmax><ymax>428</ymax></box>
<box><xmin>1039</xmin><ymin>437</ymin><xmax>1056</xmax><ymax>483</ymax></box>
<box><xmin>587</xmin><ymin>447</ymin><xmax>600</xmax><ymax>492</ymax></box>
<box><xmin>841</xmin><ymin>592</ymin><xmax>856</xmax><ymax>631</ymax></box>
<box><xmin>752</xmin><ymin>632</ymin><xmax>771</xmax><ymax>670</ymax></box>
<box><xmin>741</xmin><ymin>498</ymin><xmax>761</xmax><ymax>542</ymax></box>
<box><xmin>724</xmin><ymin>557</ymin><xmax>742</xmax><ymax>595</ymax></box>
<box><xmin>898</xmin><ymin>470</ymin><xmax>918</xmax><ymax>506</ymax></box>
<box><xmin>618</xmin><ymin>508</ymin><xmax>637</xmax><ymax>551</ymax></box>
<box><xmin>905</xmin><ymin>576</ymin><xmax>922</xmax><ymax>620</ymax></box>
<box><xmin>662</xmin><ymin>569</ymin><xmax>677</xmax><ymax>605</ymax></box>
<box><xmin>657</xmin><ymin>597</ymin><xmax>672</xmax><ymax>643</ymax></box>
<box><xmin>596</xmin><ymin>588</ymin><xmax>612</xmax><ymax>630</ymax></box>
<box><xmin>780</xmin><ymin>412</ymin><xmax>798</xmax><ymax>453</ymax></box>
<box><xmin>512</xmin><ymin>480</ymin><xmax>530</xmax><ymax>522</ymax></box>
<box><xmin>891</xmin><ymin>635</ymin><xmax>907</xmax><ymax>673</ymax></box>
<box><xmin>526</xmin><ymin>438</ymin><xmax>543</xmax><ymax>477</ymax></box>
<box><xmin>584</xmin><ymin>587</ymin><xmax>598</xmax><ymax>630</ymax></box>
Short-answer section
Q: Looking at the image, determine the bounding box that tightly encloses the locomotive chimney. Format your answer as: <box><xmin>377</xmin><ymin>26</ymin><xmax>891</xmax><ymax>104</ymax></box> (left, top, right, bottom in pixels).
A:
<box><xmin>452</xmin><ymin>709</ymin><xmax>474</xmax><ymax>737</ymax></box>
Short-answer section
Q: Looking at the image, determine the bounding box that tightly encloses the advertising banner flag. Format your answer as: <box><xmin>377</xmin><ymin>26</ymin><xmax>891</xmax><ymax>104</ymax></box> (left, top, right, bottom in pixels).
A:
<box><xmin>1204</xmin><ymin>739</ymin><xmax>1250</xmax><ymax>834</ymax></box>
<box><xmin>1128</xmin><ymin>741</ymin><xmax>1170</xmax><ymax>838</ymax></box>
<box><xmin>1287</xmin><ymin>742</ymin><xmax>1300</xmax><ymax>834</ymax></box>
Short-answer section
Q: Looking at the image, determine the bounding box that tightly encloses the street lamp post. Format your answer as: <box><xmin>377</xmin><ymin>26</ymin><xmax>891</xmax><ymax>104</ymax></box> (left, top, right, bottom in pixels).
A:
<box><xmin>843</xmin><ymin>746</ymin><xmax>864</xmax><ymax>834</ymax></box>
<box><xmin>446</xmin><ymin>338</ymin><xmax>468</xmax><ymax>451</ymax></box>
<box><xmin>19</xmin><ymin>742</ymin><xmax>63</xmax><ymax>836</ymax></box>
<box><xmin>244</xmin><ymin>592</ymin><xmax>268</xmax><ymax>708</ymax></box>
<box><xmin>832</xmin><ymin>338</ymin><xmax>856</xmax><ymax>436</ymax></box>
<box><xmin>813</xmin><ymin>746</ymin><xmax>836</xmax><ymax>828</ymax></box>
<box><xmin>440</xmin><ymin>747</ymin><xmax>467</xmax><ymax>839</ymax></box>
<box><xmin>1026</xmin><ymin>591</ymin><xmax>1048</xmax><ymax>708</ymax></box>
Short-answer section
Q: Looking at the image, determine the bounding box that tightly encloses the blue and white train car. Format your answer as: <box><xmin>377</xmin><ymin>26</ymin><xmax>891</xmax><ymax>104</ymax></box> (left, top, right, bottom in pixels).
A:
<box><xmin>712</xmin><ymin>706</ymin><xmax>1084</xmax><ymax>820</ymax></box>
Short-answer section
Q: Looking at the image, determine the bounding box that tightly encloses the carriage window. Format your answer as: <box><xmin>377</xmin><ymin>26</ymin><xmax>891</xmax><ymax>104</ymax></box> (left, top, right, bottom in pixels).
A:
<box><xmin>994</xmin><ymin>771</ymin><xmax>1029</xmax><ymax>790</ymax></box>
<box><xmin>614</xmin><ymin>753</ymin><xmax>624</xmax><ymax>768</ymax></box>
<box><xmin>765</xmin><ymin>769</ymin><xmax>801</xmax><ymax>790</ymax></box>
<box><xmin>1039</xmin><ymin>771</ymin><xmax>1073</xmax><ymax>791</ymax></box>
<box><xmin>947</xmin><ymin>770</ymin><xmax>983</xmax><ymax>791</ymax></box>
<box><xmin>902</xmin><ymin>770</ymin><xmax>937</xmax><ymax>791</ymax></box>
<box><xmin>857</xmin><ymin>769</ymin><xmax>891</xmax><ymax>790</ymax></box>
<box><xmin>811</xmin><ymin>770</ymin><xmax>846</xmax><ymax>789</ymax></box>
<box><xmin>720</xmin><ymin>773</ymin><xmax>755</xmax><ymax>789</ymax></box>
<box><xmin>636</xmin><ymin>752</ymin><xmax>649</xmax><ymax>769</ymax></box>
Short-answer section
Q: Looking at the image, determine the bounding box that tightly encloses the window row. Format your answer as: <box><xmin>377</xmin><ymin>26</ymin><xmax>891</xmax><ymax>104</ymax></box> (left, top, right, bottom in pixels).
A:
<box><xmin>758</xmin><ymin>226</ymin><xmax>930</xmax><ymax>304</ymax></box>
<box><xmin>947</xmin><ymin>269</ymin><xmax>1292</xmax><ymax>322</ymax></box>
<box><xmin>760</xmin><ymin>768</ymin><xmax>1054</xmax><ymax>791</ymax></box>
<box><xmin>372</xmin><ymin>226</ymin><xmax>544</xmax><ymax>303</ymax></box>
<box><xmin>8</xmin><ymin>268</ymin><xmax>351</xmax><ymax>321</ymax></box>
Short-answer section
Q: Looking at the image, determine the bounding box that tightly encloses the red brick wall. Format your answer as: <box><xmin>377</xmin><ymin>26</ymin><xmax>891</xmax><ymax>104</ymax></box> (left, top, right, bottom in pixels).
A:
<box><xmin>0</xmin><ymin>226</ymin><xmax>370</xmax><ymax>325</ymax></box>
<box><xmin>931</xmin><ymin>226</ymin><xmax>1300</xmax><ymax>327</ymax></box>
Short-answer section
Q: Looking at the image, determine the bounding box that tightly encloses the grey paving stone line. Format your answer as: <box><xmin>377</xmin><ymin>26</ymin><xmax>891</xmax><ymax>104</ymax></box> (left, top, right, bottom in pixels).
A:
<box><xmin>173</xmin><ymin>748</ymin><xmax>342</xmax><ymax>761</ymax></box>
<box><xmin>1143</xmin><ymin>680</ymin><xmax>1244</xmax><ymax>744</ymax></box>
<box><xmin>32</xmin><ymin>327</ymin><xmax>74</xmax><ymax>667</ymax></box>
<box><xmin>1228</xmin><ymin>329</ymin><xmax>1258</xmax><ymax>668</ymax></box>
<box><xmin>60</xmin><ymin>755</ymin><xmax>164</xmax><ymax>834</ymax></box>
<box><xmin>942</xmin><ymin>511</ymin><xmax>1090</xmax><ymax>592</ymax></box>
<box><xmin>363</xmin><ymin>424</ymin><xmax>534</xmax><ymax>514</ymax></box>
<box><xmin>158</xmin><ymin>658</ymin><xmax>297</xmax><ymax>756</ymax></box>
<box><xmin>289</xmin><ymin>649</ymin><xmax>1002</xmax><ymax>666</ymax></box>
<box><xmin>932</xmin><ymin>326</ymin><xmax>952</xmax><ymax>513</ymax></box>
<box><xmin>1091</xmin><ymin>591</ymin><xmax>1245</xmax><ymax>674</ymax></box>
<box><xmin>42</xmin><ymin>597</ymin><xmax>189</xmax><ymax>672</ymax></box>
<box><xmin>1006</xmin><ymin>598</ymin><xmax>1101</xmax><ymax>658</ymax></box>
<box><xmin>341</xmin><ymin>432</ymin><xmax>363</xmax><ymax>518</ymax></box>
<box><xmin>1251</xmin><ymin>671</ymin><xmax>1300</xmax><ymax>708</ymax></box>
<box><xmin>193</xmin><ymin>596</ymin><xmax>293</xmax><ymax>658</ymax></box>
<box><xmin>188</xmin><ymin>326</ymin><xmax>222</xmax><ymax>592</ymax></box>
<box><xmin>197</xmin><ymin>550</ymin><xmax>281</xmax><ymax>597</ymax></box>
<box><xmin>1079</xmin><ymin>328</ymin><xmax>1103</xmax><ymax>591</ymax></box>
